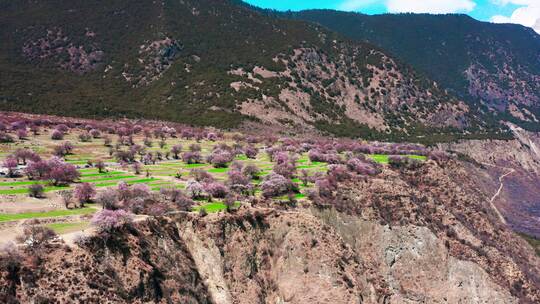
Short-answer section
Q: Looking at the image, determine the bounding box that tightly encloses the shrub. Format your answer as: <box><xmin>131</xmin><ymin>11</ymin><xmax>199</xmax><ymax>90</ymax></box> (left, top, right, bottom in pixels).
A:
<box><xmin>182</xmin><ymin>151</ymin><xmax>202</xmax><ymax>164</ymax></box>
<box><xmin>90</xmin><ymin>129</ymin><xmax>101</xmax><ymax>138</ymax></box>
<box><xmin>346</xmin><ymin>158</ymin><xmax>379</xmax><ymax>176</ymax></box>
<box><xmin>316</xmin><ymin>178</ymin><xmax>335</xmax><ymax>198</ymax></box>
<box><xmin>25</xmin><ymin>160</ymin><xmax>50</xmax><ymax>180</ymax></box>
<box><xmin>429</xmin><ymin>150</ymin><xmax>450</xmax><ymax>164</ymax></box>
<box><xmin>115</xmin><ymin>149</ymin><xmax>136</xmax><ymax>163</ymax></box>
<box><xmin>389</xmin><ymin>155</ymin><xmax>423</xmax><ymax>170</ymax></box>
<box><xmin>189</xmin><ymin>144</ymin><xmax>201</xmax><ymax>152</ymax></box>
<box><xmin>273</xmin><ymin>161</ymin><xmax>296</xmax><ymax>178</ymax></box>
<box><xmin>142</xmin><ymin>153</ymin><xmax>154</xmax><ymax>165</ymax></box>
<box><xmin>95</xmin><ymin>160</ymin><xmax>106</xmax><ymax>173</ymax></box>
<box><xmin>224</xmin><ymin>194</ymin><xmax>237</xmax><ymax>212</ymax></box>
<box><xmin>0</xmin><ymin>245</ymin><xmax>22</xmax><ymax>276</ymax></box>
<box><xmin>28</xmin><ymin>184</ymin><xmax>44</xmax><ymax>198</ymax></box>
<box><xmin>323</xmin><ymin>152</ymin><xmax>342</xmax><ymax>164</ymax></box>
<box><xmin>55</xmin><ymin>124</ymin><xmax>69</xmax><ymax>133</ymax></box>
<box><xmin>186</xmin><ymin>180</ymin><xmax>204</xmax><ymax>199</ymax></box>
<box><xmin>190</xmin><ymin>169</ymin><xmax>214</xmax><ymax>182</ymax></box>
<box><xmin>207</xmin><ymin>149</ymin><xmax>234</xmax><ymax>168</ymax></box>
<box><xmin>227</xmin><ymin>170</ymin><xmax>250</xmax><ymax>187</ymax></box>
<box><xmin>171</xmin><ymin>144</ymin><xmax>182</xmax><ymax>159</ymax></box>
<box><xmin>47</xmin><ymin>158</ymin><xmax>80</xmax><ymax>185</ymax></box>
<box><xmin>2</xmin><ymin>157</ymin><xmax>18</xmax><ymax>177</ymax></box>
<box><xmin>132</xmin><ymin>184</ymin><xmax>151</xmax><ymax>198</ymax></box>
<box><xmin>271</xmin><ymin>151</ymin><xmax>297</xmax><ymax>178</ymax></box>
<box><xmin>53</xmin><ymin>141</ymin><xmax>74</xmax><ymax>157</ymax></box>
<box><xmin>308</xmin><ymin>149</ymin><xmax>325</xmax><ymax>162</ymax></box>
<box><xmin>299</xmin><ymin>169</ymin><xmax>310</xmax><ymax>186</ymax></box>
<box><xmin>132</xmin><ymin>162</ymin><xmax>142</xmax><ymax>175</ymax></box>
<box><xmin>14</xmin><ymin>148</ymin><xmax>40</xmax><ymax>165</ymax></box>
<box><xmin>51</xmin><ymin>129</ymin><xmax>64</xmax><ymax>140</ymax></box>
<box><xmin>207</xmin><ymin>132</ymin><xmax>218</xmax><ymax>141</ymax></box>
<box><xmin>161</xmin><ymin>187</ymin><xmax>194</xmax><ymax>211</ymax></box>
<box><xmin>95</xmin><ymin>188</ymin><xmax>119</xmax><ymax>210</ymax></box>
<box><xmin>16</xmin><ymin>226</ymin><xmax>57</xmax><ymax>249</ymax></box>
<box><xmin>260</xmin><ymin>173</ymin><xmax>295</xmax><ymax>198</ymax></box>
<box><xmin>74</xmin><ymin>183</ymin><xmax>96</xmax><ymax>206</ymax></box>
<box><xmin>59</xmin><ymin>190</ymin><xmax>74</xmax><ymax>208</ymax></box>
<box><xmin>78</xmin><ymin>132</ymin><xmax>92</xmax><ymax>142</ymax></box>
<box><xmin>103</xmin><ymin>135</ymin><xmax>112</xmax><ymax>146</ymax></box>
<box><xmin>327</xmin><ymin>164</ymin><xmax>351</xmax><ymax>182</ymax></box>
<box><xmin>91</xmin><ymin>209</ymin><xmax>133</xmax><ymax>232</ymax></box>
<box><xmin>245</xmin><ymin>145</ymin><xmax>259</xmax><ymax>159</ymax></box>
<box><xmin>230</xmin><ymin>160</ymin><xmax>244</xmax><ymax>171</ymax></box>
<box><xmin>17</xmin><ymin>129</ymin><xmax>28</xmax><ymax>140</ymax></box>
<box><xmin>0</xmin><ymin>132</ymin><xmax>14</xmax><ymax>143</ymax></box>
<box><xmin>242</xmin><ymin>164</ymin><xmax>260</xmax><ymax>179</ymax></box>
<box><xmin>204</xmin><ymin>182</ymin><xmax>229</xmax><ymax>199</ymax></box>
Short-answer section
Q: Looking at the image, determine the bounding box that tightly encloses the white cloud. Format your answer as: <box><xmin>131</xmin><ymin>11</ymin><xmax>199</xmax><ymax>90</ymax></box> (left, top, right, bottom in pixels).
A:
<box><xmin>491</xmin><ymin>2</ymin><xmax>540</xmax><ymax>34</ymax></box>
<box><xmin>339</xmin><ymin>0</ymin><xmax>476</xmax><ymax>13</ymax></box>
<box><xmin>338</xmin><ymin>0</ymin><xmax>379</xmax><ymax>11</ymax></box>
<box><xmin>386</xmin><ymin>0</ymin><xmax>476</xmax><ymax>14</ymax></box>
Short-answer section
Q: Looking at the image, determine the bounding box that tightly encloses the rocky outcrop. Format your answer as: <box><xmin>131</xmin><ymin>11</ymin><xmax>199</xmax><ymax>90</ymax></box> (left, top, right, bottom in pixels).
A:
<box><xmin>313</xmin><ymin>209</ymin><xmax>517</xmax><ymax>303</ymax></box>
<box><xmin>2</xmin><ymin>160</ymin><xmax>539</xmax><ymax>303</ymax></box>
<box><xmin>2</xmin><ymin>206</ymin><xmax>537</xmax><ymax>303</ymax></box>
<box><xmin>440</xmin><ymin>126</ymin><xmax>540</xmax><ymax>236</ymax></box>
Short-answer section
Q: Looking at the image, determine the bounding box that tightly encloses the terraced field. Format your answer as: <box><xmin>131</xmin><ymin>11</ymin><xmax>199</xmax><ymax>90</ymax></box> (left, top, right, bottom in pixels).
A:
<box><xmin>0</xmin><ymin>127</ymin><xmax>429</xmax><ymax>242</ymax></box>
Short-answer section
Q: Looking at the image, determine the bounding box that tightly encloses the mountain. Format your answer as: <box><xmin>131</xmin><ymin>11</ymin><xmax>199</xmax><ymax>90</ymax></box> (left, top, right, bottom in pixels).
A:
<box><xmin>283</xmin><ymin>10</ymin><xmax>540</xmax><ymax>131</ymax></box>
<box><xmin>0</xmin><ymin>0</ymin><xmax>503</xmax><ymax>142</ymax></box>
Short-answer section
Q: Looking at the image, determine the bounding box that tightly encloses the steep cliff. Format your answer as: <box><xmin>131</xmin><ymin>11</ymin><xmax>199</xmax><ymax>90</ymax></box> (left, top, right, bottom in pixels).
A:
<box><xmin>2</xmin><ymin>160</ymin><xmax>539</xmax><ymax>303</ymax></box>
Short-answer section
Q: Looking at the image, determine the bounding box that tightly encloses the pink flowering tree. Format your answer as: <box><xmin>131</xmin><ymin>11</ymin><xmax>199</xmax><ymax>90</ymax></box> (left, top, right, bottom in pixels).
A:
<box><xmin>25</xmin><ymin>159</ymin><xmax>50</xmax><ymax>180</ymax></box>
<box><xmin>244</xmin><ymin>145</ymin><xmax>259</xmax><ymax>159</ymax></box>
<box><xmin>14</xmin><ymin>149</ymin><xmax>40</xmax><ymax>165</ymax></box>
<box><xmin>171</xmin><ymin>144</ymin><xmax>182</xmax><ymax>159</ymax></box>
<box><xmin>207</xmin><ymin>149</ymin><xmax>234</xmax><ymax>168</ymax></box>
<box><xmin>91</xmin><ymin>209</ymin><xmax>133</xmax><ymax>232</ymax></box>
<box><xmin>203</xmin><ymin>182</ymin><xmax>229</xmax><ymax>199</ymax></box>
<box><xmin>74</xmin><ymin>183</ymin><xmax>96</xmax><ymax>207</ymax></box>
<box><xmin>182</xmin><ymin>151</ymin><xmax>202</xmax><ymax>164</ymax></box>
<box><xmin>186</xmin><ymin>180</ymin><xmax>204</xmax><ymax>199</ymax></box>
<box><xmin>17</xmin><ymin>129</ymin><xmax>28</xmax><ymax>140</ymax></box>
<box><xmin>47</xmin><ymin>158</ymin><xmax>80</xmax><ymax>185</ymax></box>
<box><xmin>260</xmin><ymin>173</ymin><xmax>296</xmax><ymax>198</ymax></box>
<box><xmin>3</xmin><ymin>157</ymin><xmax>18</xmax><ymax>177</ymax></box>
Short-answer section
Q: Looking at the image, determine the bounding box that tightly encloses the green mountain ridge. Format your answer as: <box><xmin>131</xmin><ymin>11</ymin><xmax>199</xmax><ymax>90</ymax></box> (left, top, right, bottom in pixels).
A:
<box><xmin>279</xmin><ymin>9</ymin><xmax>540</xmax><ymax>131</ymax></box>
<box><xmin>0</xmin><ymin>0</ymin><xmax>516</xmax><ymax>141</ymax></box>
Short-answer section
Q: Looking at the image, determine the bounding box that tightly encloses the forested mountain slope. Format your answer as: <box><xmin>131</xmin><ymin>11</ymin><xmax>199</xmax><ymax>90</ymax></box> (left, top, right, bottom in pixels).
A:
<box><xmin>0</xmin><ymin>0</ymin><xmax>497</xmax><ymax>141</ymax></box>
<box><xmin>285</xmin><ymin>10</ymin><xmax>540</xmax><ymax>131</ymax></box>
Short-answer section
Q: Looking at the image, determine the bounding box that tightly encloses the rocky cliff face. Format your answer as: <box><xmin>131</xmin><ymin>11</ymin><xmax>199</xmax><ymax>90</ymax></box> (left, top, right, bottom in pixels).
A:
<box><xmin>2</xmin><ymin>161</ymin><xmax>539</xmax><ymax>303</ymax></box>
<box><xmin>441</xmin><ymin>126</ymin><xmax>540</xmax><ymax>237</ymax></box>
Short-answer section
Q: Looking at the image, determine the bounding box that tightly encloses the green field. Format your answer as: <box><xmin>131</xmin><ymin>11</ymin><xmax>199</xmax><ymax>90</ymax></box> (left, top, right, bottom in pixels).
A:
<box><xmin>0</xmin><ymin>168</ymin><xmax>165</xmax><ymax>195</ymax></box>
<box><xmin>367</xmin><ymin>154</ymin><xmax>427</xmax><ymax>164</ymax></box>
<box><xmin>46</xmin><ymin>221</ymin><xmax>91</xmax><ymax>234</ymax></box>
<box><xmin>0</xmin><ymin>208</ymin><xmax>96</xmax><ymax>223</ymax></box>
<box><xmin>193</xmin><ymin>201</ymin><xmax>241</xmax><ymax>213</ymax></box>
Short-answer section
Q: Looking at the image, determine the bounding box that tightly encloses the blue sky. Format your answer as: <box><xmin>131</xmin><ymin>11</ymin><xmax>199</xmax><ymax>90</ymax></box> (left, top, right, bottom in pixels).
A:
<box><xmin>244</xmin><ymin>0</ymin><xmax>540</xmax><ymax>32</ymax></box>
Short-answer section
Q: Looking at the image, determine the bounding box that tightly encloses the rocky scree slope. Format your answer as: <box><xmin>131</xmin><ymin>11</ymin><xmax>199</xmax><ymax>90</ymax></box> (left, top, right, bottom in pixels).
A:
<box><xmin>0</xmin><ymin>0</ymin><xmax>484</xmax><ymax>139</ymax></box>
<box><xmin>1</xmin><ymin>160</ymin><xmax>539</xmax><ymax>303</ymax></box>
<box><xmin>282</xmin><ymin>10</ymin><xmax>540</xmax><ymax>132</ymax></box>
<box><xmin>441</xmin><ymin>124</ymin><xmax>540</xmax><ymax>237</ymax></box>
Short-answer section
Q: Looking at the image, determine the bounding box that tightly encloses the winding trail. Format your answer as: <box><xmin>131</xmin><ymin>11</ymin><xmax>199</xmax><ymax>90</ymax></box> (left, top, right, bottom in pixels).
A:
<box><xmin>481</xmin><ymin>162</ymin><xmax>515</xmax><ymax>225</ymax></box>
